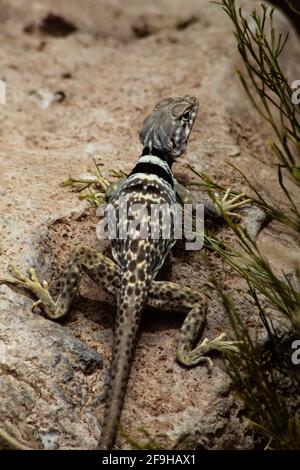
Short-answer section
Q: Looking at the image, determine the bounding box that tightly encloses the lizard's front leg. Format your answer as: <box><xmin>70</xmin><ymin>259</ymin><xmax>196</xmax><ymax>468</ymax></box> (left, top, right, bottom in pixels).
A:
<box><xmin>175</xmin><ymin>180</ymin><xmax>267</xmax><ymax>240</ymax></box>
<box><xmin>175</xmin><ymin>180</ymin><xmax>250</xmax><ymax>220</ymax></box>
<box><xmin>0</xmin><ymin>246</ymin><xmax>119</xmax><ymax>320</ymax></box>
<box><xmin>148</xmin><ymin>281</ymin><xmax>240</xmax><ymax>366</ymax></box>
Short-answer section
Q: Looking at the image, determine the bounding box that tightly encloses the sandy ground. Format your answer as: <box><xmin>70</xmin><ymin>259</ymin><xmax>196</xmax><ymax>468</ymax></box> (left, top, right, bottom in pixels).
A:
<box><xmin>0</xmin><ymin>0</ymin><xmax>299</xmax><ymax>450</ymax></box>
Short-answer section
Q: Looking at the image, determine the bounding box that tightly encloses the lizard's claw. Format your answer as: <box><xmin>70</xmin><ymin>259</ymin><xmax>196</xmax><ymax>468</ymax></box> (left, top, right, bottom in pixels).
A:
<box><xmin>214</xmin><ymin>188</ymin><xmax>251</xmax><ymax>220</ymax></box>
<box><xmin>199</xmin><ymin>333</ymin><xmax>242</xmax><ymax>354</ymax></box>
<box><xmin>28</xmin><ymin>267</ymin><xmax>37</xmax><ymax>282</ymax></box>
<box><xmin>177</xmin><ymin>332</ymin><xmax>241</xmax><ymax>368</ymax></box>
<box><xmin>8</xmin><ymin>264</ymin><xmax>28</xmax><ymax>284</ymax></box>
<box><xmin>6</xmin><ymin>266</ymin><xmax>46</xmax><ymax>290</ymax></box>
<box><xmin>32</xmin><ymin>299</ymin><xmax>43</xmax><ymax>312</ymax></box>
<box><xmin>0</xmin><ymin>265</ymin><xmax>31</xmax><ymax>287</ymax></box>
<box><xmin>0</xmin><ymin>266</ymin><xmax>58</xmax><ymax>318</ymax></box>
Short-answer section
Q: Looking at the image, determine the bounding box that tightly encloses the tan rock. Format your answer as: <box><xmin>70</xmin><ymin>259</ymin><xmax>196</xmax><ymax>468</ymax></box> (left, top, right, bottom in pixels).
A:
<box><xmin>0</xmin><ymin>0</ymin><xmax>299</xmax><ymax>449</ymax></box>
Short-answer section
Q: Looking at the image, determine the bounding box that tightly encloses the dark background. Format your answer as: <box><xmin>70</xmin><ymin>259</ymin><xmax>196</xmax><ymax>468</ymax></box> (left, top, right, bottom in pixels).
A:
<box><xmin>270</xmin><ymin>0</ymin><xmax>300</xmax><ymax>31</ymax></box>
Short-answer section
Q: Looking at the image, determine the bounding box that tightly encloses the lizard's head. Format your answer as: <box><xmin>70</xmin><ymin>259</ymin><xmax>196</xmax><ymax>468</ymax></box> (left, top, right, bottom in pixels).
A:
<box><xmin>139</xmin><ymin>95</ymin><xmax>199</xmax><ymax>161</ymax></box>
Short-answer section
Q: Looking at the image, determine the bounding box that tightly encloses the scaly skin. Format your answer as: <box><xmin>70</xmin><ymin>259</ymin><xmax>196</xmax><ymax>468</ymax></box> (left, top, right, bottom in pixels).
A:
<box><xmin>0</xmin><ymin>96</ymin><xmax>250</xmax><ymax>450</ymax></box>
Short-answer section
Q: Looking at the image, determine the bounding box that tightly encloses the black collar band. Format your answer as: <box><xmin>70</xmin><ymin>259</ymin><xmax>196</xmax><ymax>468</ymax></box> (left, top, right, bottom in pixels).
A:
<box><xmin>142</xmin><ymin>146</ymin><xmax>173</xmax><ymax>166</ymax></box>
<box><xmin>129</xmin><ymin>161</ymin><xmax>174</xmax><ymax>187</ymax></box>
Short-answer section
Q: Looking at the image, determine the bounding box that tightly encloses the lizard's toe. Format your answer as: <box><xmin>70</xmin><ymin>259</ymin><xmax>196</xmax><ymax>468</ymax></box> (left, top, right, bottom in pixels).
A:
<box><xmin>8</xmin><ymin>264</ymin><xmax>28</xmax><ymax>283</ymax></box>
<box><xmin>28</xmin><ymin>267</ymin><xmax>38</xmax><ymax>283</ymax></box>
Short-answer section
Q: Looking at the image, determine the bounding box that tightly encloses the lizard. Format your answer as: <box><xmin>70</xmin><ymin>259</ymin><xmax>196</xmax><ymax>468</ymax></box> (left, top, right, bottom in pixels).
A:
<box><xmin>0</xmin><ymin>95</ymin><xmax>251</xmax><ymax>450</ymax></box>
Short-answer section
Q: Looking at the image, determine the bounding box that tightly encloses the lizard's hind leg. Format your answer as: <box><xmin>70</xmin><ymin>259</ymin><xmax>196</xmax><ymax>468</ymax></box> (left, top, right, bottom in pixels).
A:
<box><xmin>148</xmin><ymin>281</ymin><xmax>240</xmax><ymax>367</ymax></box>
<box><xmin>0</xmin><ymin>246</ymin><xmax>119</xmax><ymax>320</ymax></box>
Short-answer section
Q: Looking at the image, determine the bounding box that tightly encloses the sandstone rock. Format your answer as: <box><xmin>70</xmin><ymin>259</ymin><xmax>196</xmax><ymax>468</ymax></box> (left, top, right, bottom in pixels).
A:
<box><xmin>0</xmin><ymin>0</ymin><xmax>299</xmax><ymax>449</ymax></box>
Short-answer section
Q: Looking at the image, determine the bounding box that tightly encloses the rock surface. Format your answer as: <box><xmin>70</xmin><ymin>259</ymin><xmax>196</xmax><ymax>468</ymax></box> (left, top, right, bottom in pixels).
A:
<box><xmin>0</xmin><ymin>0</ymin><xmax>299</xmax><ymax>449</ymax></box>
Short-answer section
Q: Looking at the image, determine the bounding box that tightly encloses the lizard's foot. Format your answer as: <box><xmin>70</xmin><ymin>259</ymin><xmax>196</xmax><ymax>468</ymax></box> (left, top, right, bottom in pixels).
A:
<box><xmin>0</xmin><ymin>266</ymin><xmax>60</xmax><ymax>319</ymax></box>
<box><xmin>178</xmin><ymin>333</ymin><xmax>241</xmax><ymax>367</ymax></box>
<box><xmin>215</xmin><ymin>188</ymin><xmax>251</xmax><ymax>220</ymax></box>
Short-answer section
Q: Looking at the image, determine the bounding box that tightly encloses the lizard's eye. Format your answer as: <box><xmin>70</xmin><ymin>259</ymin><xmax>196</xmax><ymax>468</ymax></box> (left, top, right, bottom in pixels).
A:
<box><xmin>182</xmin><ymin>111</ymin><xmax>190</xmax><ymax>121</ymax></box>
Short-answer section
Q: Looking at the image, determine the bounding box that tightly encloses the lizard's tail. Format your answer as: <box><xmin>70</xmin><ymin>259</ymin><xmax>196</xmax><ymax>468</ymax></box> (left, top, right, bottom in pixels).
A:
<box><xmin>98</xmin><ymin>264</ymin><xmax>150</xmax><ymax>450</ymax></box>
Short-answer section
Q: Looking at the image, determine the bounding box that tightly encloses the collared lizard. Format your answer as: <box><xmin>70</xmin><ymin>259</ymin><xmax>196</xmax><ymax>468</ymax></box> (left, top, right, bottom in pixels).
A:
<box><xmin>0</xmin><ymin>96</ymin><xmax>253</xmax><ymax>450</ymax></box>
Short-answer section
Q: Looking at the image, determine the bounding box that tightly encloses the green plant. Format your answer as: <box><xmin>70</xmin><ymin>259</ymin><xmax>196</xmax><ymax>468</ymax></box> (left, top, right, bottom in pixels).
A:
<box><xmin>216</xmin><ymin>0</ymin><xmax>300</xmax><ymax>187</ymax></box>
<box><xmin>192</xmin><ymin>0</ymin><xmax>300</xmax><ymax>449</ymax></box>
<box><xmin>62</xmin><ymin>2</ymin><xmax>300</xmax><ymax>447</ymax></box>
